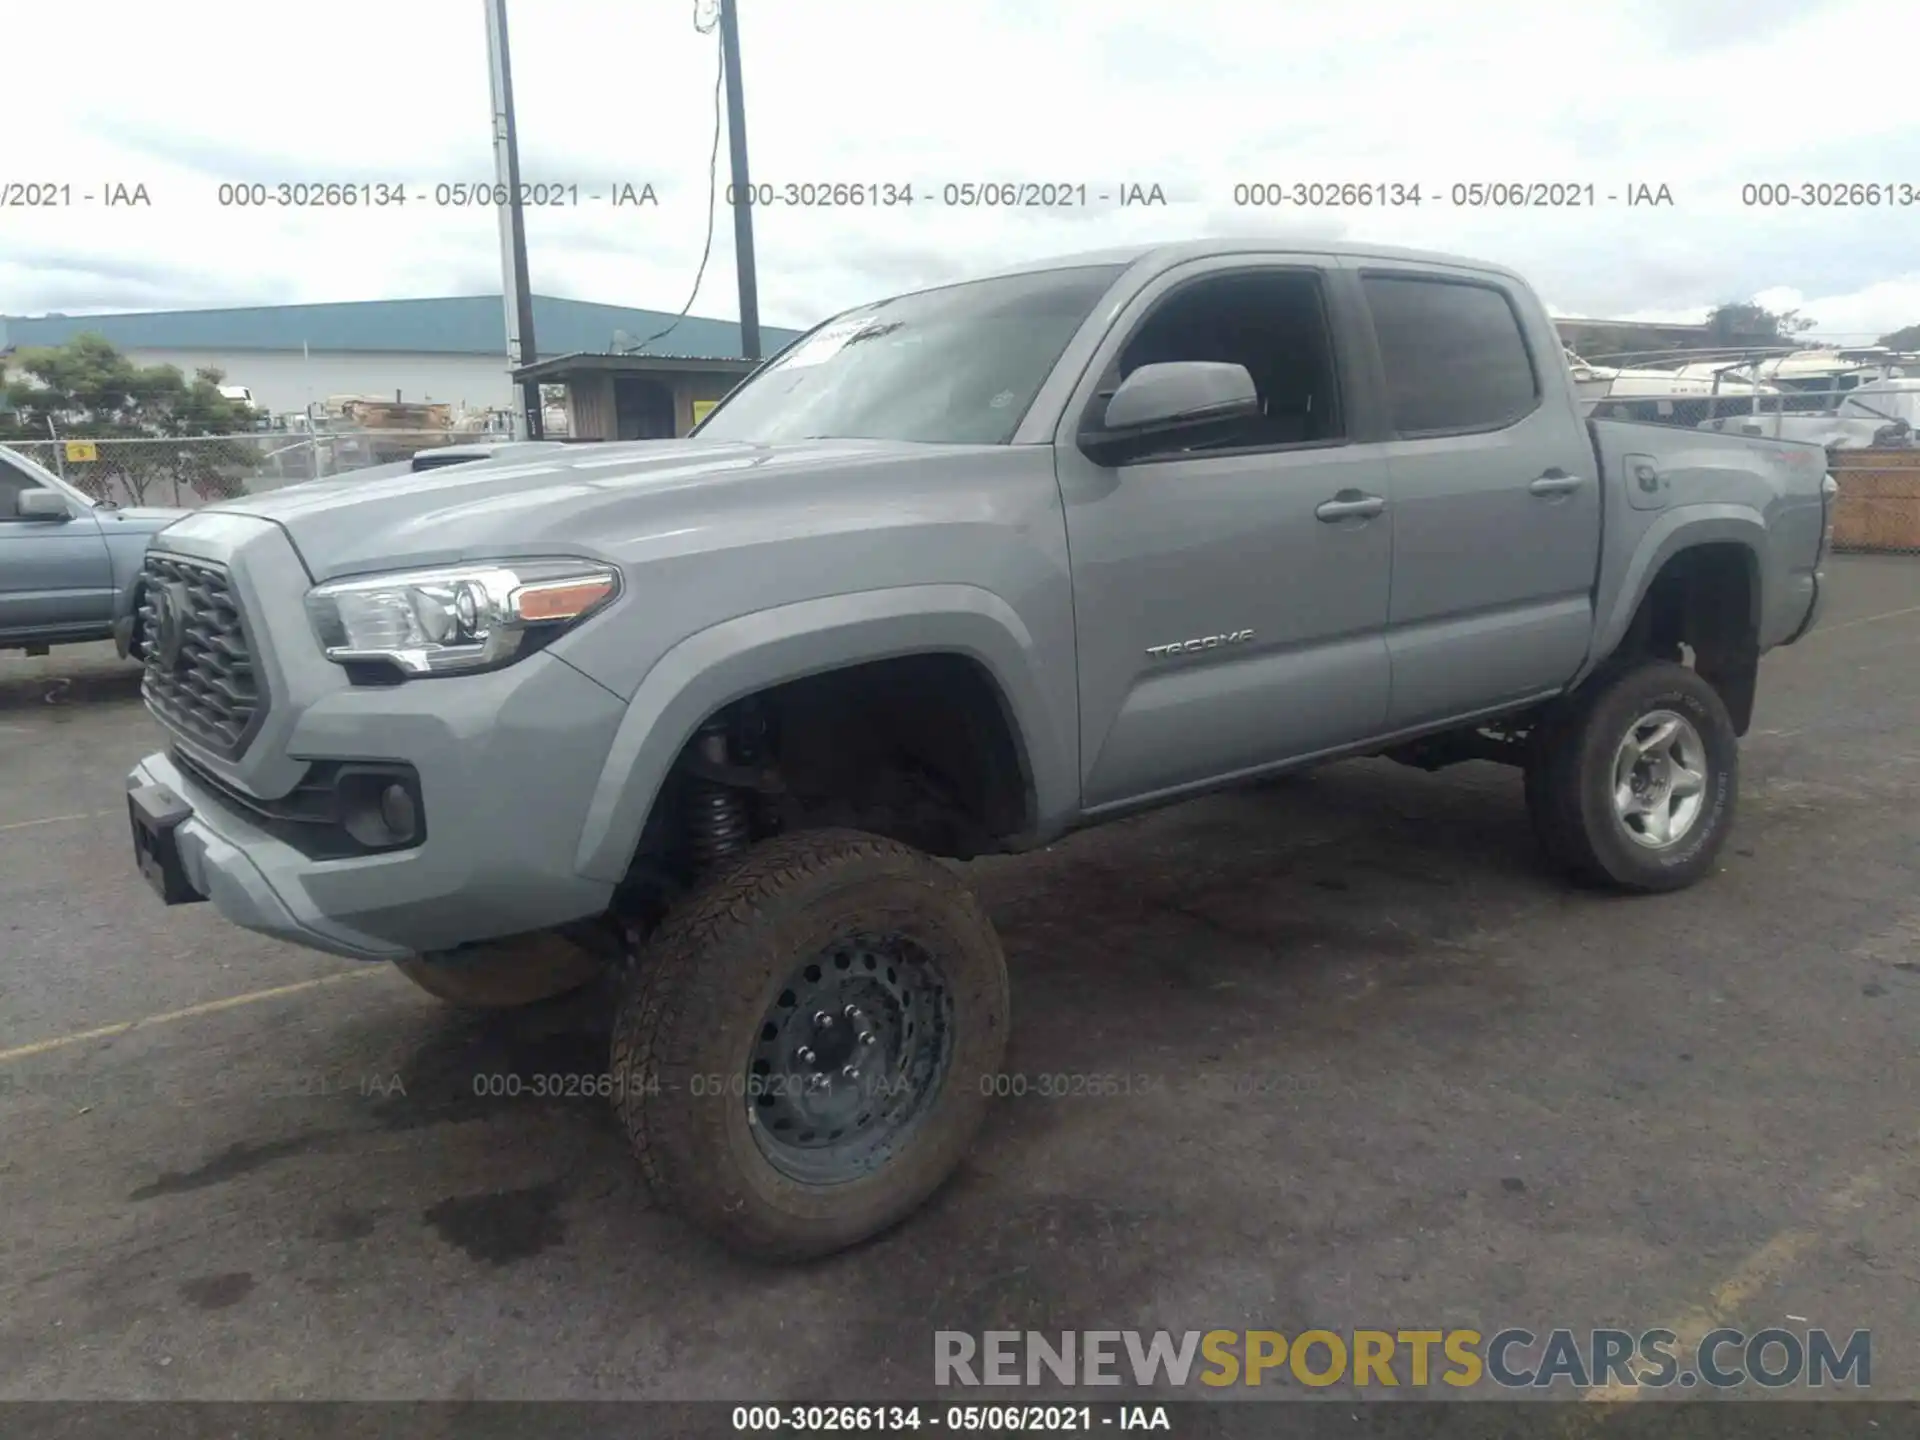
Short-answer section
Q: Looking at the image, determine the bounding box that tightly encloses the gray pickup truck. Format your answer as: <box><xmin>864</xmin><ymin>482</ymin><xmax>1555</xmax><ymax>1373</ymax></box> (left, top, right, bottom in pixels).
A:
<box><xmin>0</xmin><ymin>444</ymin><xmax>186</xmax><ymax>654</ymax></box>
<box><xmin>121</xmin><ymin>239</ymin><xmax>1833</xmax><ymax>1261</ymax></box>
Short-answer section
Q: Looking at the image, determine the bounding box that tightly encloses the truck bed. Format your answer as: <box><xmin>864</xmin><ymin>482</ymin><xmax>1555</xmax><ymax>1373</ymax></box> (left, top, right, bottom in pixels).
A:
<box><xmin>1584</xmin><ymin>416</ymin><xmax>1828</xmax><ymax>670</ymax></box>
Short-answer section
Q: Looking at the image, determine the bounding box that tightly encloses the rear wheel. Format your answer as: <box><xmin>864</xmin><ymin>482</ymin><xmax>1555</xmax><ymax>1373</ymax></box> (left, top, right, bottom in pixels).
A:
<box><xmin>394</xmin><ymin>932</ymin><xmax>604</xmax><ymax>1009</ymax></box>
<box><xmin>610</xmin><ymin>828</ymin><xmax>1009</xmax><ymax>1261</ymax></box>
<box><xmin>1523</xmin><ymin>708</ymin><xmax>1578</xmax><ymax>869</ymax></box>
<box><xmin>1526</xmin><ymin>661</ymin><xmax>1739</xmax><ymax>892</ymax></box>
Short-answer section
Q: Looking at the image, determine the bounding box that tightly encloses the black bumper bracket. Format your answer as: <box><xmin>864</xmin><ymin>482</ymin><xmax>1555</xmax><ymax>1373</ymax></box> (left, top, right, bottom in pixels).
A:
<box><xmin>129</xmin><ymin>782</ymin><xmax>204</xmax><ymax>906</ymax></box>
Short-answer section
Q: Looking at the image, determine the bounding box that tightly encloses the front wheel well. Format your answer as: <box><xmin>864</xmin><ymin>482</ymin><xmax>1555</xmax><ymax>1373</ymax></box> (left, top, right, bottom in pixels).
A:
<box><xmin>1612</xmin><ymin>542</ymin><xmax>1760</xmax><ymax>735</ymax></box>
<box><xmin>617</xmin><ymin>653</ymin><xmax>1036</xmax><ymax>915</ymax></box>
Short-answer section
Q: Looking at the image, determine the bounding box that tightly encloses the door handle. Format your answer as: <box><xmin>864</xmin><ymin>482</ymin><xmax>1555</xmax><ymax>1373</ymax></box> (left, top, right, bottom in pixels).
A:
<box><xmin>1315</xmin><ymin>493</ymin><xmax>1386</xmax><ymax>522</ymax></box>
<box><xmin>1529</xmin><ymin>471</ymin><xmax>1583</xmax><ymax>496</ymax></box>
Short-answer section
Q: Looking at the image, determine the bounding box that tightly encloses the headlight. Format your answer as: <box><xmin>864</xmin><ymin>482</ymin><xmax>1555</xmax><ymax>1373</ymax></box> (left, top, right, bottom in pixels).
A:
<box><xmin>305</xmin><ymin>558</ymin><xmax>620</xmax><ymax>676</ymax></box>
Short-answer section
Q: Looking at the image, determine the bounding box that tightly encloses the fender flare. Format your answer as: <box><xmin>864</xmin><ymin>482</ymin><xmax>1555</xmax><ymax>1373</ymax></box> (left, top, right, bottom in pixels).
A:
<box><xmin>572</xmin><ymin>584</ymin><xmax>1076</xmax><ymax>882</ymax></box>
<box><xmin>1580</xmin><ymin>504</ymin><xmax>1765</xmax><ymax>683</ymax></box>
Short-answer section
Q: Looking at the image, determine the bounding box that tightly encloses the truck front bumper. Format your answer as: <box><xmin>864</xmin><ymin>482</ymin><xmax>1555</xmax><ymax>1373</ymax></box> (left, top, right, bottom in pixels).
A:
<box><xmin>128</xmin><ymin>750</ymin><xmax>406</xmax><ymax>960</ymax></box>
<box><xmin>125</xmin><ymin>650</ymin><xmax>627</xmax><ymax>962</ymax></box>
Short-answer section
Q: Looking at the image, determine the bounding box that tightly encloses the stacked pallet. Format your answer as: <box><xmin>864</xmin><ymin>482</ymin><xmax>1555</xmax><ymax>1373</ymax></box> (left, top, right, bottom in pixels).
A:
<box><xmin>1830</xmin><ymin>450</ymin><xmax>1920</xmax><ymax>553</ymax></box>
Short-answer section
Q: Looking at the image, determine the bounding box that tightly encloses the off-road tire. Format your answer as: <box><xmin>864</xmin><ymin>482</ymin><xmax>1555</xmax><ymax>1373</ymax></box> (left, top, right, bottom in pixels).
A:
<box><xmin>1523</xmin><ymin>706</ymin><xmax>1580</xmax><ymax>869</ymax></box>
<box><xmin>610</xmin><ymin>828</ymin><xmax>1009</xmax><ymax>1261</ymax></box>
<box><xmin>394</xmin><ymin>932</ymin><xmax>605</xmax><ymax>1009</ymax></box>
<box><xmin>1529</xmin><ymin>661</ymin><xmax>1739</xmax><ymax>892</ymax></box>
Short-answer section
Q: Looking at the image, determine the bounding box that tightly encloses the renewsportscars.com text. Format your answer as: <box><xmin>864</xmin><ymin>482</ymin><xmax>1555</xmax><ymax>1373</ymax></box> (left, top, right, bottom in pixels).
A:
<box><xmin>934</xmin><ymin>1327</ymin><xmax>1870</xmax><ymax>1391</ymax></box>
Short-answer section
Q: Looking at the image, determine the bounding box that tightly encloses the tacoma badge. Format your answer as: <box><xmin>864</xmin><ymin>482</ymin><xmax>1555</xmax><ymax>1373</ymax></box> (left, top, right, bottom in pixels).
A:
<box><xmin>1146</xmin><ymin>629</ymin><xmax>1254</xmax><ymax>659</ymax></box>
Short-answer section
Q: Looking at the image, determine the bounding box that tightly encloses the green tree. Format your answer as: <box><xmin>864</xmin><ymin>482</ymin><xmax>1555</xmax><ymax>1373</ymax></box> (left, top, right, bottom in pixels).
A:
<box><xmin>1875</xmin><ymin>323</ymin><xmax>1920</xmax><ymax>351</ymax></box>
<box><xmin>1563</xmin><ymin>325</ymin><xmax>1694</xmax><ymax>365</ymax></box>
<box><xmin>0</xmin><ymin>334</ymin><xmax>260</xmax><ymax>502</ymax></box>
<box><xmin>1704</xmin><ymin>302</ymin><xmax>1817</xmax><ymax>347</ymax></box>
<box><xmin>0</xmin><ymin>334</ymin><xmax>257</xmax><ymax>437</ymax></box>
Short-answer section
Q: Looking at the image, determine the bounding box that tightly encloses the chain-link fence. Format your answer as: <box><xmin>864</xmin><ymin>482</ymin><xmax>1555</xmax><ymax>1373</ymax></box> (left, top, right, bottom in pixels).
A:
<box><xmin>9</xmin><ymin>401</ymin><xmax>1919</xmax><ymax>554</ymax></box>
<box><xmin>1583</xmin><ymin>382</ymin><xmax>1920</xmax><ymax>554</ymax></box>
<box><xmin>1587</xmin><ymin>382</ymin><xmax>1919</xmax><ymax>446</ymax></box>
<box><xmin>1829</xmin><ymin>451</ymin><xmax>1920</xmax><ymax>555</ymax></box>
<box><xmin>7</xmin><ymin>431</ymin><xmax>475</xmax><ymax>508</ymax></box>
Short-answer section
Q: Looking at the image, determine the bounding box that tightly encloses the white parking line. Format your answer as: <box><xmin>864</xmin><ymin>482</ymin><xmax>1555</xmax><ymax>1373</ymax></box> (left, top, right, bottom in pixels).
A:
<box><xmin>0</xmin><ymin>811</ymin><xmax>104</xmax><ymax>833</ymax></box>
<box><xmin>0</xmin><ymin>969</ymin><xmax>387</xmax><ymax>1066</ymax></box>
<box><xmin>1812</xmin><ymin>603</ymin><xmax>1920</xmax><ymax>636</ymax></box>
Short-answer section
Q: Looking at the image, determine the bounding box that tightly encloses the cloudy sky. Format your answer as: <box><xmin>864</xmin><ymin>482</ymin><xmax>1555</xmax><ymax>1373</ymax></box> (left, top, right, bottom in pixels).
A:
<box><xmin>7</xmin><ymin>0</ymin><xmax>1919</xmax><ymax>341</ymax></box>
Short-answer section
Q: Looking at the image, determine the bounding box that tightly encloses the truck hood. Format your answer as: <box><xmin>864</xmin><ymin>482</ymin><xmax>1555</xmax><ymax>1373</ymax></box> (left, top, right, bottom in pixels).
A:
<box><xmin>205</xmin><ymin>437</ymin><xmax>952</xmax><ymax>580</ymax></box>
<box><xmin>100</xmin><ymin>504</ymin><xmax>192</xmax><ymax>533</ymax></box>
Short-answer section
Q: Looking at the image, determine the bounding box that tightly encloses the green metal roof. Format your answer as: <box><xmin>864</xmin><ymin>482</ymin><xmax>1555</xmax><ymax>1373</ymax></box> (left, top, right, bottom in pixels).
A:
<box><xmin>0</xmin><ymin>295</ymin><xmax>803</xmax><ymax>361</ymax></box>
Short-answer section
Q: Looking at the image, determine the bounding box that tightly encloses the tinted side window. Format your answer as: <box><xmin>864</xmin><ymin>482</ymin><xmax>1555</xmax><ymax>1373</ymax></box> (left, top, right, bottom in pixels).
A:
<box><xmin>1102</xmin><ymin>268</ymin><xmax>1345</xmax><ymax>450</ymax></box>
<box><xmin>1361</xmin><ymin>276</ymin><xmax>1539</xmax><ymax>434</ymax></box>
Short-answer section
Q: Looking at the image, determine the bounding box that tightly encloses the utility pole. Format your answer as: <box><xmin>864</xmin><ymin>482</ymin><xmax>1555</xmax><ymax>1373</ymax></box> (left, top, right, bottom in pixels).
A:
<box><xmin>485</xmin><ymin>0</ymin><xmax>544</xmax><ymax>438</ymax></box>
<box><xmin>717</xmin><ymin>0</ymin><xmax>762</xmax><ymax>361</ymax></box>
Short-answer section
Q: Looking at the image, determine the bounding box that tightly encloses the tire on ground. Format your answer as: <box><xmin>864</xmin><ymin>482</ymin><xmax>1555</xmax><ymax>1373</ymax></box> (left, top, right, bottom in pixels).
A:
<box><xmin>610</xmin><ymin>827</ymin><xmax>1010</xmax><ymax>1261</ymax></box>
<box><xmin>1531</xmin><ymin>660</ymin><xmax>1739</xmax><ymax>893</ymax></box>
<box><xmin>1523</xmin><ymin>706</ymin><xmax>1580</xmax><ymax>868</ymax></box>
<box><xmin>394</xmin><ymin>932</ymin><xmax>605</xmax><ymax>1009</ymax></box>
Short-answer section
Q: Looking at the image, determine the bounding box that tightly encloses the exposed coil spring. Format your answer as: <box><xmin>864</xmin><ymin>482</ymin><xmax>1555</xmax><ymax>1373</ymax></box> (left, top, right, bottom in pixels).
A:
<box><xmin>688</xmin><ymin>782</ymin><xmax>752</xmax><ymax>864</ymax></box>
<box><xmin>731</xmin><ymin>706</ymin><xmax>782</xmax><ymax>837</ymax></box>
<box><xmin>687</xmin><ymin>716</ymin><xmax>752</xmax><ymax>866</ymax></box>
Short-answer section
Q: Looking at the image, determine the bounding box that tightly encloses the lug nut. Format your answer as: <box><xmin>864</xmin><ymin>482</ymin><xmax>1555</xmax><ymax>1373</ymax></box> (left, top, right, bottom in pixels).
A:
<box><xmin>843</xmin><ymin>1065</ymin><xmax>861</xmax><ymax>1080</ymax></box>
<box><xmin>796</xmin><ymin>1046</ymin><xmax>816</xmax><ymax>1065</ymax></box>
<box><xmin>859</xmin><ymin>1031</ymin><xmax>877</xmax><ymax>1046</ymax></box>
<box><xmin>814</xmin><ymin>1011</ymin><xmax>834</xmax><ymax>1028</ymax></box>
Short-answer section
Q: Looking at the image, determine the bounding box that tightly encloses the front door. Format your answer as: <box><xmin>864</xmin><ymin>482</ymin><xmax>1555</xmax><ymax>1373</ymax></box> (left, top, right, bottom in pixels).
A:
<box><xmin>0</xmin><ymin>455</ymin><xmax>113</xmax><ymax>641</ymax></box>
<box><xmin>1051</xmin><ymin>258</ymin><xmax>1395</xmax><ymax>811</ymax></box>
<box><xmin>614</xmin><ymin>377</ymin><xmax>678</xmax><ymax>440</ymax></box>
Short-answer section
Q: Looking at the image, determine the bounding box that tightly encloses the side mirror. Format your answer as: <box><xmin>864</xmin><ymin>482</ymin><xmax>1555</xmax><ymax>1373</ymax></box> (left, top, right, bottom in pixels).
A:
<box><xmin>1080</xmin><ymin>361</ymin><xmax>1261</xmax><ymax>465</ymax></box>
<box><xmin>16</xmin><ymin>488</ymin><xmax>70</xmax><ymax>520</ymax></box>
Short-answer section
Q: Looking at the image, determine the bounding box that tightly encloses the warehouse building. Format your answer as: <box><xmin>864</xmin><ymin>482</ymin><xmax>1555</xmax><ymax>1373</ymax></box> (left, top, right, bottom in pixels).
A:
<box><xmin>1552</xmin><ymin>317</ymin><xmax>1714</xmax><ymax>353</ymax></box>
<box><xmin>0</xmin><ymin>297</ymin><xmax>805</xmax><ymax>439</ymax></box>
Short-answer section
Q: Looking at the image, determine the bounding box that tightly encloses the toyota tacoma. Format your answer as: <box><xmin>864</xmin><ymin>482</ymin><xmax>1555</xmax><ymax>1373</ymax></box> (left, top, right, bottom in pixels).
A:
<box><xmin>121</xmin><ymin>240</ymin><xmax>1833</xmax><ymax>1260</ymax></box>
<box><xmin>1</xmin><ymin>443</ymin><xmax>187</xmax><ymax>654</ymax></box>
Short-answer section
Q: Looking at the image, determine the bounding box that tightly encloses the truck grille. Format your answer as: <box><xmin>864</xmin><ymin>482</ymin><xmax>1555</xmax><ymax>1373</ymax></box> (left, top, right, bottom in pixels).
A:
<box><xmin>135</xmin><ymin>553</ymin><xmax>267</xmax><ymax>757</ymax></box>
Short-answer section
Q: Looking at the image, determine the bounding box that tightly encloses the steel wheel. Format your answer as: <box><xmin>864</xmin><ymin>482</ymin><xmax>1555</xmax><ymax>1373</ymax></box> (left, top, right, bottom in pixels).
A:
<box><xmin>1532</xmin><ymin>660</ymin><xmax>1738</xmax><ymax>893</ymax></box>
<box><xmin>1610</xmin><ymin>708</ymin><xmax>1708</xmax><ymax>850</ymax></box>
<box><xmin>611</xmin><ymin>828</ymin><xmax>1009</xmax><ymax>1260</ymax></box>
<box><xmin>747</xmin><ymin>932</ymin><xmax>954</xmax><ymax>1185</ymax></box>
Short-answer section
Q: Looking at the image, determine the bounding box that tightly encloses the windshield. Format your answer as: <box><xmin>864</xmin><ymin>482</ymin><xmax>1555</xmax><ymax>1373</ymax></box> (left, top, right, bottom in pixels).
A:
<box><xmin>695</xmin><ymin>265</ymin><xmax>1126</xmax><ymax>445</ymax></box>
<box><xmin>1841</xmin><ymin>388</ymin><xmax>1920</xmax><ymax>425</ymax></box>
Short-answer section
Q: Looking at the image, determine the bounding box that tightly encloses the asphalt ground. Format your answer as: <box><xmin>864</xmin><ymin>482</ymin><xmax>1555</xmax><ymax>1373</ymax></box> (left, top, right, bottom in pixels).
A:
<box><xmin>0</xmin><ymin>555</ymin><xmax>1915</xmax><ymax>1407</ymax></box>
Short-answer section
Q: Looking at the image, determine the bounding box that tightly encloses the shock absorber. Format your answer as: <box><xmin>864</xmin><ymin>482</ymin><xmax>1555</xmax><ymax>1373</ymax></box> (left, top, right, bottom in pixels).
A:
<box><xmin>687</xmin><ymin>716</ymin><xmax>752</xmax><ymax>867</ymax></box>
<box><xmin>730</xmin><ymin>698</ymin><xmax>783</xmax><ymax>838</ymax></box>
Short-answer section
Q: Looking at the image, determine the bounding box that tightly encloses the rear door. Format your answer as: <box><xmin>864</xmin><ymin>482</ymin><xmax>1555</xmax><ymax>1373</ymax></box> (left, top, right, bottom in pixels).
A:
<box><xmin>1351</xmin><ymin>263</ymin><xmax>1600</xmax><ymax>729</ymax></box>
<box><xmin>0</xmin><ymin>453</ymin><xmax>114</xmax><ymax>640</ymax></box>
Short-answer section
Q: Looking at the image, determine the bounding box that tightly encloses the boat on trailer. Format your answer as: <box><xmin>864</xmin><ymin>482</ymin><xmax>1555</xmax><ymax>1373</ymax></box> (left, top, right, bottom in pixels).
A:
<box><xmin>1565</xmin><ymin>348</ymin><xmax>1779</xmax><ymax>421</ymax></box>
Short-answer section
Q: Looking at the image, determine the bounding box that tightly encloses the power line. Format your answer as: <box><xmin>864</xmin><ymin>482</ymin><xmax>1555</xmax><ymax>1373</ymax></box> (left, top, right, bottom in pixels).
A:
<box><xmin>625</xmin><ymin>2</ymin><xmax>725</xmax><ymax>355</ymax></box>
